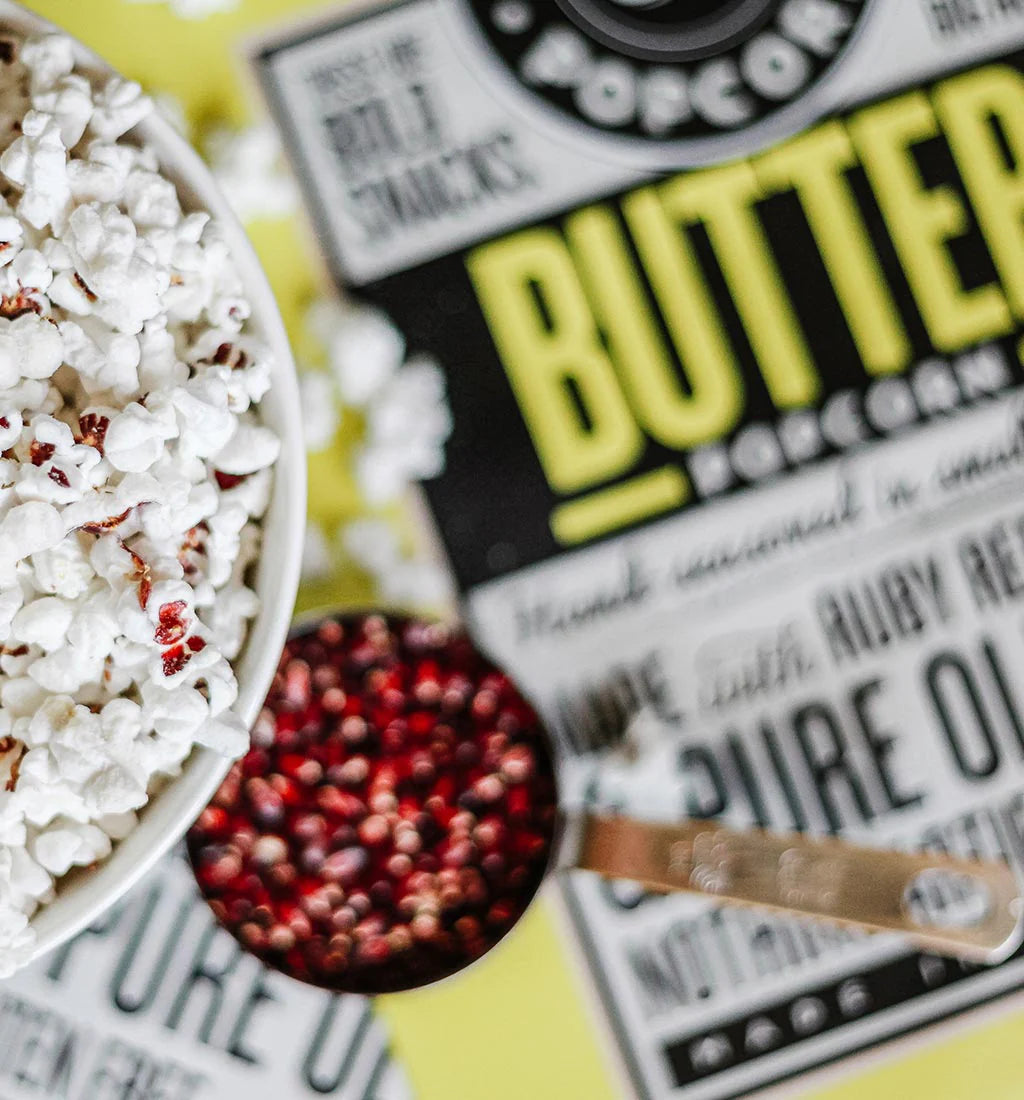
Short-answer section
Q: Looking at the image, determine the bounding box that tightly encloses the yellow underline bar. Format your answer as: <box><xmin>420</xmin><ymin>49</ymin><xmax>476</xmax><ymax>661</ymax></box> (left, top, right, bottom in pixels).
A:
<box><xmin>550</xmin><ymin>466</ymin><xmax>690</xmax><ymax>546</ymax></box>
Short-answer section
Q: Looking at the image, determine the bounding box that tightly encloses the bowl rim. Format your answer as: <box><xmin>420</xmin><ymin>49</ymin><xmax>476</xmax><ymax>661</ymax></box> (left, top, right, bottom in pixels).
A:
<box><xmin>0</xmin><ymin>0</ymin><xmax>307</xmax><ymax>963</ymax></box>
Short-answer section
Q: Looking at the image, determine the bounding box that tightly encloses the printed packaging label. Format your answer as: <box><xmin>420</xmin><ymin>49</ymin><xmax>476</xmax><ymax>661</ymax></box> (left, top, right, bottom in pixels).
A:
<box><xmin>0</xmin><ymin>853</ymin><xmax>409</xmax><ymax>1100</ymax></box>
<box><xmin>256</xmin><ymin>1</ymin><xmax>1024</xmax><ymax>1095</ymax></box>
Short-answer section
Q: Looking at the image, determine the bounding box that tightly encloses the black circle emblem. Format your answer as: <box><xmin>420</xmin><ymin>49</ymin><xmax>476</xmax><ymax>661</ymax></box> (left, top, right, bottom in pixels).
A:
<box><xmin>463</xmin><ymin>0</ymin><xmax>870</xmax><ymax>149</ymax></box>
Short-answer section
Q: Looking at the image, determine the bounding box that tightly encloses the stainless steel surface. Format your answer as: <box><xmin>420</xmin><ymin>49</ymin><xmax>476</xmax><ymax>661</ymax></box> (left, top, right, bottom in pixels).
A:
<box><xmin>573</xmin><ymin>814</ymin><xmax>1024</xmax><ymax>964</ymax></box>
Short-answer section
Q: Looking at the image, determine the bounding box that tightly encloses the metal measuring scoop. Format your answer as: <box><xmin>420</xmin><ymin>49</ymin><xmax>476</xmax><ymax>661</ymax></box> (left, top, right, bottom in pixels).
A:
<box><xmin>188</xmin><ymin>612</ymin><xmax>1023</xmax><ymax>995</ymax></box>
<box><xmin>559</xmin><ymin>812</ymin><xmax>1022</xmax><ymax>964</ymax></box>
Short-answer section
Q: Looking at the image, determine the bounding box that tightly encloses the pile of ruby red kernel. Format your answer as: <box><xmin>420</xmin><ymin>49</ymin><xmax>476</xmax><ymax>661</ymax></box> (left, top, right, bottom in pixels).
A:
<box><xmin>188</xmin><ymin>613</ymin><xmax>558</xmax><ymax>993</ymax></box>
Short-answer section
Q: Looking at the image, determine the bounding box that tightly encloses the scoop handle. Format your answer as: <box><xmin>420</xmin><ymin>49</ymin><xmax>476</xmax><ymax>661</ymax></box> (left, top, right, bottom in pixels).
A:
<box><xmin>567</xmin><ymin>814</ymin><xmax>1023</xmax><ymax>964</ymax></box>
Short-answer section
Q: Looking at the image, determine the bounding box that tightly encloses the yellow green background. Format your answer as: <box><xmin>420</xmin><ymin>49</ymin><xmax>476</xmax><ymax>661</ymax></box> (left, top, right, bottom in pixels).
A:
<box><xmin>18</xmin><ymin>0</ymin><xmax>1024</xmax><ymax>1095</ymax></box>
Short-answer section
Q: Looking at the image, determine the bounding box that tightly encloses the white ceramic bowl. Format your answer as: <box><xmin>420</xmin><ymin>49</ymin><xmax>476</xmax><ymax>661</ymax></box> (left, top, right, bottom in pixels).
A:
<box><xmin>0</xmin><ymin>1</ymin><xmax>306</xmax><ymax>965</ymax></box>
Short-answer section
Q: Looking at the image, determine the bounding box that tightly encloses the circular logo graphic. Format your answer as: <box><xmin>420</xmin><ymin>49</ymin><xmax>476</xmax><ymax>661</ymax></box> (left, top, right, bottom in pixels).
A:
<box><xmin>463</xmin><ymin>0</ymin><xmax>870</xmax><ymax>150</ymax></box>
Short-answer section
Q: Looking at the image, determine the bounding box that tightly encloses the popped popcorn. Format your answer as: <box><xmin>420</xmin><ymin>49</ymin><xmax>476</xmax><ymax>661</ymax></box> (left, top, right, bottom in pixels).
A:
<box><xmin>0</xmin><ymin>32</ymin><xmax>280</xmax><ymax>975</ymax></box>
<box><xmin>204</xmin><ymin>123</ymin><xmax>299</xmax><ymax>223</ymax></box>
<box><xmin>356</xmin><ymin>355</ymin><xmax>453</xmax><ymax>505</ymax></box>
<box><xmin>309</xmin><ymin>299</ymin><xmax>404</xmax><ymax>408</ymax></box>
<box><xmin>297</xmin><ymin>369</ymin><xmax>339</xmax><ymax>453</ymax></box>
<box><xmin>303</xmin><ymin>298</ymin><xmax>452</xmax><ymax>504</ymax></box>
<box><xmin>342</xmin><ymin>519</ymin><xmax>455</xmax><ymax>610</ymax></box>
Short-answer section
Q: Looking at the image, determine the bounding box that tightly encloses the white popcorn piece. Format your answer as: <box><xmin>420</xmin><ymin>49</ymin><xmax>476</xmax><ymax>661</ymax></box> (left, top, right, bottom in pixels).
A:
<box><xmin>10</xmin><ymin>248</ymin><xmax>53</xmax><ymax>293</ymax></box>
<box><xmin>32</xmin><ymin>819</ymin><xmax>111</xmax><ymax>875</ymax></box>
<box><xmin>0</xmin><ymin>501</ymin><xmax>64</xmax><ymax>563</ymax></box>
<box><xmin>298</xmin><ymin>370</ymin><xmax>339</xmax><ymax>452</ymax></box>
<box><xmin>67</xmin><ymin>139</ymin><xmax>134</xmax><ymax>204</ymax></box>
<box><xmin>11</xmin><ymin>597</ymin><xmax>72</xmax><ymax>652</ymax></box>
<box><xmin>0</xmin><ymin>409</ymin><xmax>22</xmax><ymax>449</ymax></box>
<box><xmin>95</xmin><ymin>810</ymin><xmax>137</xmax><ymax>841</ymax></box>
<box><xmin>31</xmin><ymin>538</ymin><xmax>94</xmax><ymax>599</ymax></box>
<box><xmin>342</xmin><ymin>519</ymin><xmax>455</xmax><ymax>610</ymax></box>
<box><xmin>19</xmin><ymin>35</ymin><xmax>73</xmax><ymax>96</ymax></box>
<box><xmin>0</xmin><ymin>586</ymin><xmax>23</xmax><ymax>636</ymax></box>
<box><xmin>310</xmin><ymin>300</ymin><xmax>405</xmax><ymax>407</ymax></box>
<box><xmin>124</xmin><ymin>169</ymin><xmax>182</xmax><ymax>230</ymax></box>
<box><xmin>33</xmin><ymin>73</ymin><xmax>93</xmax><ymax>148</ymax></box>
<box><xmin>60</xmin><ymin>319</ymin><xmax>142</xmax><ymax>399</ymax></box>
<box><xmin>206</xmin><ymin>349</ymin><xmax>272</xmax><ymax>413</ymax></box>
<box><xmin>0</xmin><ymin>379</ymin><xmax>57</xmax><ymax>421</ymax></box>
<box><xmin>212</xmin><ymin>420</ymin><xmax>281</xmax><ymax>476</ymax></box>
<box><xmin>80</xmin><ymin>764</ymin><xmax>148</xmax><ymax>816</ymax></box>
<box><xmin>1</xmin><ymin>676</ymin><xmax>48</xmax><ymax>719</ymax></box>
<box><xmin>139</xmin><ymin>679</ymin><xmax>207</xmax><ymax>742</ymax></box>
<box><xmin>219</xmin><ymin>465</ymin><xmax>272</xmax><ymax>519</ymax></box>
<box><xmin>0</xmin><ymin>33</ymin><xmax>280</xmax><ymax>974</ymax></box>
<box><xmin>62</xmin><ymin>203</ymin><xmax>169</xmax><ymax>334</ymax></box>
<box><xmin>0</xmin><ymin>109</ymin><xmax>70</xmax><ymax>230</ymax></box>
<box><xmin>9</xmin><ymin>845</ymin><xmax>52</xmax><ymax>901</ymax></box>
<box><xmin>354</xmin><ymin>448</ymin><xmax>407</xmax><ymax>507</ymax></box>
<box><xmin>137</xmin><ymin>316</ymin><xmax>186</xmax><ymax>391</ymax></box>
<box><xmin>356</xmin><ymin>355</ymin><xmax>453</xmax><ymax>504</ymax></box>
<box><xmin>0</xmin><ymin>212</ymin><xmax>24</xmax><ymax>250</ymax></box>
<box><xmin>88</xmin><ymin>77</ymin><xmax>151</xmax><ymax>144</ymax></box>
<box><xmin>204</xmin><ymin>123</ymin><xmax>299</xmax><ymax>223</ymax></box>
<box><xmin>171</xmin><ymin>376</ymin><xmax>236</xmax><ymax>458</ymax></box>
<box><xmin>104</xmin><ymin>401</ymin><xmax>178</xmax><ymax>472</ymax></box>
<box><xmin>204</xmin><ymin>583</ymin><xmax>259</xmax><ymax>660</ymax></box>
<box><xmin>195</xmin><ymin>709</ymin><xmax>248</xmax><ymax>756</ymax></box>
<box><xmin>0</xmin><ymin>313</ymin><xmax>63</xmax><ymax>387</ymax></box>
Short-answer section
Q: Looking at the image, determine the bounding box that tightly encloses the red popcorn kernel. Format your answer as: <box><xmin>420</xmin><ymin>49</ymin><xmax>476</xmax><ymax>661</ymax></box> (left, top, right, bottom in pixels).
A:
<box><xmin>77</xmin><ymin>413</ymin><xmax>109</xmax><ymax>454</ymax></box>
<box><xmin>178</xmin><ymin>525</ymin><xmax>207</xmax><ymax>577</ymax></box>
<box><xmin>206</xmin><ymin>342</ymin><xmax>249</xmax><ymax>370</ymax></box>
<box><xmin>29</xmin><ymin>440</ymin><xmax>54</xmax><ymax>465</ymax></box>
<box><xmin>154</xmin><ymin>600</ymin><xmax>189</xmax><ymax>646</ymax></box>
<box><xmin>122</xmin><ymin>543</ymin><xmax>152</xmax><ymax>609</ymax></box>
<box><xmin>79</xmin><ymin>507</ymin><xmax>131</xmax><ymax>535</ymax></box>
<box><xmin>161</xmin><ymin>645</ymin><xmax>190</xmax><ymax>677</ymax></box>
<box><xmin>214</xmin><ymin>470</ymin><xmax>247</xmax><ymax>491</ymax></box>
<box><xmin>0</xmin><ymin>289</ymin><xmax>41</xmax><ymax>319</ymax></box>
<box><xmin>72</xmin><ymin>272</ymin><xmax>97</xmax><ymax>302</ymax></box>
<box><xmin>188</xmin><ymin>612</ymin><xmax>558</xmax><ymax>995</ymax></box>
